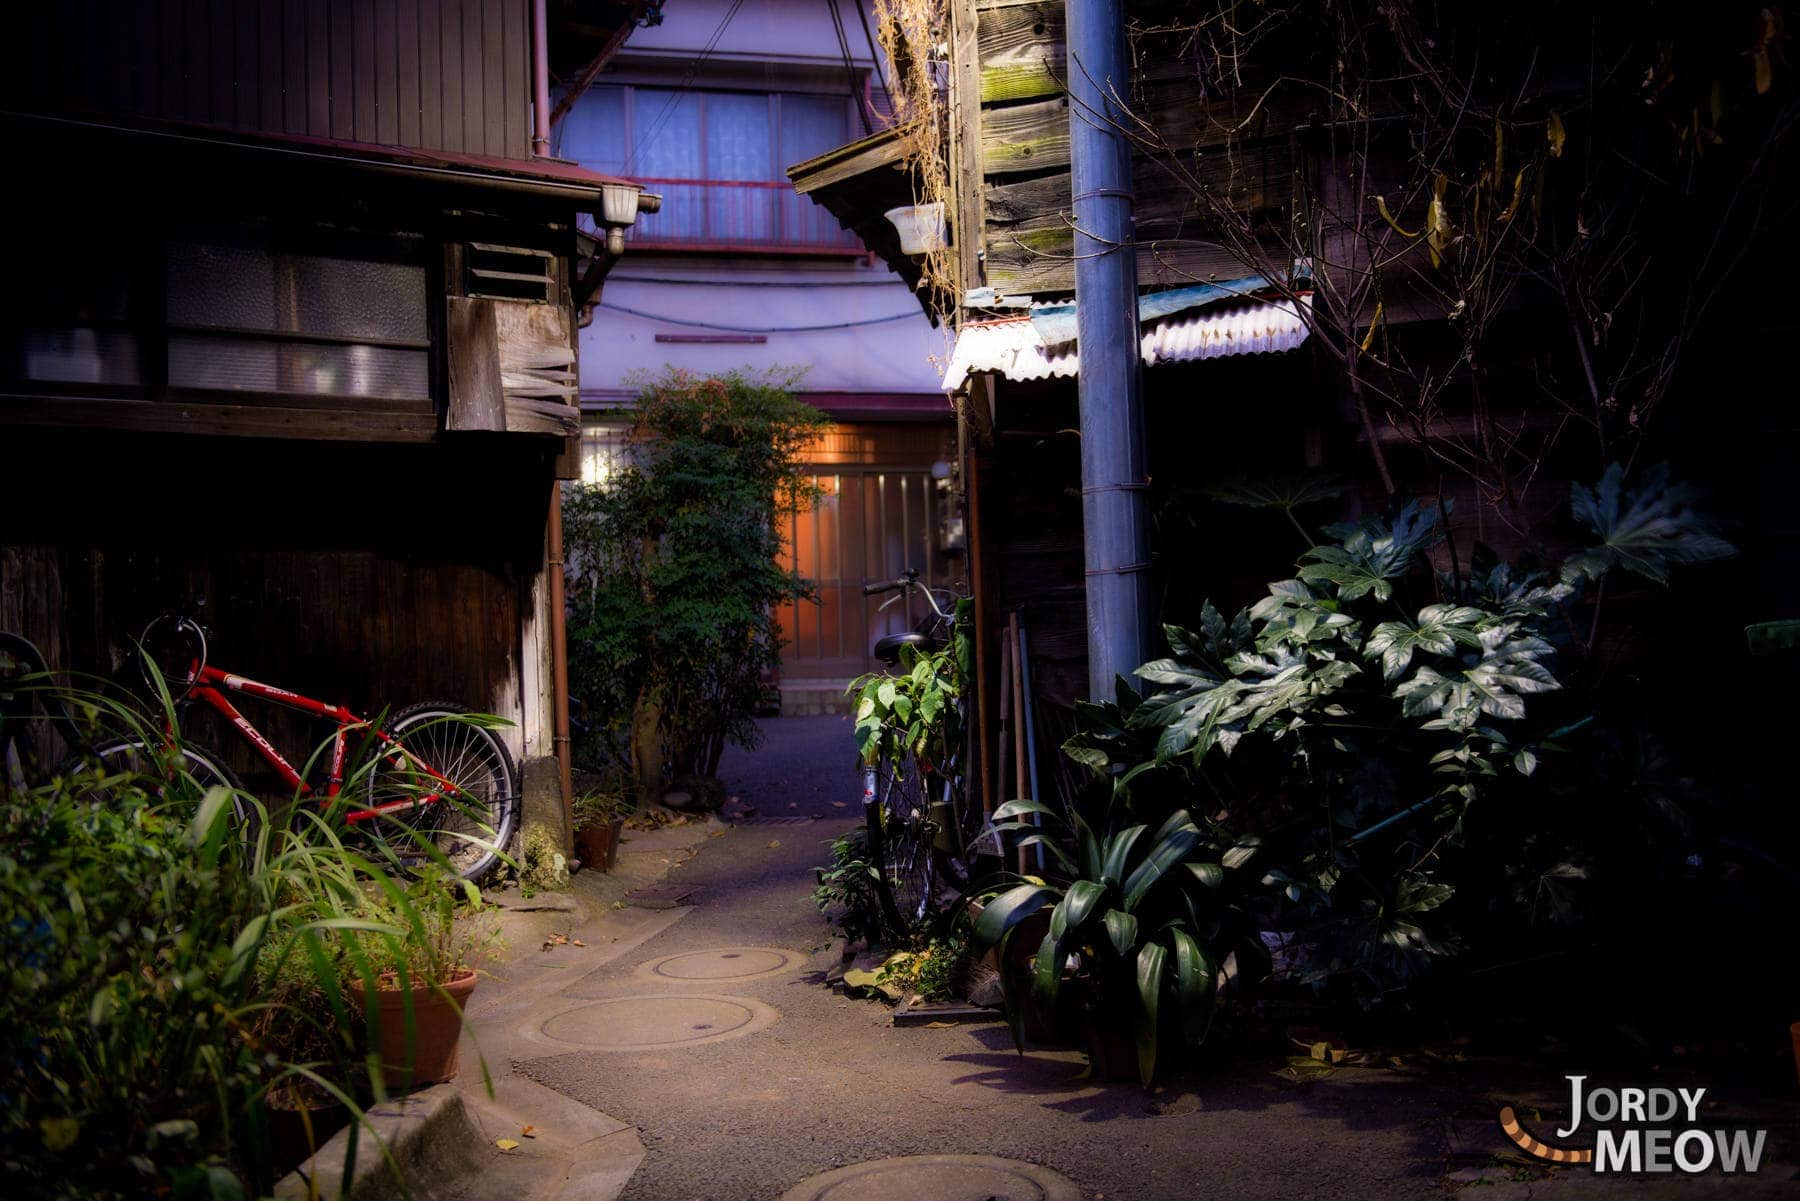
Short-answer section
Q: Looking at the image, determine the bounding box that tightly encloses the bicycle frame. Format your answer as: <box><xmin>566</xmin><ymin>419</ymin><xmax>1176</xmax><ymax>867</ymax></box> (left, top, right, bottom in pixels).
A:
<box><xmin>182</xmin><ymin>664</ymin><xmax>462</xmax><ymax>823</ymax></box>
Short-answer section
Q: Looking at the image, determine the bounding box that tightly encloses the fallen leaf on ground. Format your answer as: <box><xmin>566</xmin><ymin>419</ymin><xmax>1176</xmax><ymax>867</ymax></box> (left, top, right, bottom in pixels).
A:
<box><xmin>495</xmin><ymin>1138</ymin><xmax>520</xmax><ymax>1151</ymax></box>
<box><xmin>571</xmin><ymin>940</ymin><xmax>586</xmax><ymax>948</ymax></box>
<box><xmin>520</xmin><ymin>1126</ymin><xmax>536</xmax><ymax>1138</ymax></box>
<box><xmin>766</xmin><ymin>840</ymin><xmax>781</xmax><ymax>848</ymax></box>
<box><xmin>831</xmin><ymin>801</ymin><xmax>847</xmax><ymax>808</ymax></box>
<box><xmin>923</xmin><ymin>1020</ymin><xmax>956</xmax><ymax>1028</ymax></box>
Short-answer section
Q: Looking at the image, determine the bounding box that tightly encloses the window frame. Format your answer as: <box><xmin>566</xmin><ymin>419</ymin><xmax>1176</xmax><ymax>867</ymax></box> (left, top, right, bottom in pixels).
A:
<box><xmin>567</xmin><ymin>83</ymin><xmax>866</xmax><ymax>255</ymax></box>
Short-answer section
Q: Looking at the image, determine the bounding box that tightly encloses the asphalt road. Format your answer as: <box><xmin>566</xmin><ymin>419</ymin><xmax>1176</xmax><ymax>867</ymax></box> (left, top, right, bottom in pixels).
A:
<box><xmin>509</xmin><ymin>717</ymin><xmax>1799</xmax><ymax>1201</ymax></box>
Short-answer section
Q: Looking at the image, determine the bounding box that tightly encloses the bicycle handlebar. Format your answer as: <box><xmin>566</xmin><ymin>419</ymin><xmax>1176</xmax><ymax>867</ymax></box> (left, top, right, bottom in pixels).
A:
<box><xmin>861</xmin><ymin>569</ymin><xmax>920</xmax><ymax>597</ymax></box>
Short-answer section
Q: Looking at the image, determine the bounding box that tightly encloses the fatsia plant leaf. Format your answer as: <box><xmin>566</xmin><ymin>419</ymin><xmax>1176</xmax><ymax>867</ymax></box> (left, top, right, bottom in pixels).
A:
<box><xmin>1300</xmin><ymin>500</ymin><xmax>1443</xmax><ymax>602</ymax></box>
<box><xmin>1364</xmin><ymin>604</ymin><xmax>1486</xmax><ymax>680</ymax></box>
<box><xmin>1562</xmin><ymin>463</ymin><xmax>1734</xmax><ymax>586</ymax></box>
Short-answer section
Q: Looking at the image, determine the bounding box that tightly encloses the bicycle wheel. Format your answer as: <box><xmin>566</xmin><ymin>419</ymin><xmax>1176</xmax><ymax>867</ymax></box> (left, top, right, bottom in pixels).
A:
<box><xmin>868</xmin><ymin>749</ymin><xmax>936</xmax><ymax>932</ymax></box>
<box><xmin>367</xmin><ymin>701</ymin><xmax>519</xmax><ymax>884</ymax></box>
<box><xmin>83</xmin><ymin>737</ymin><xmax>256</xmax><ymax>837</ymax></box>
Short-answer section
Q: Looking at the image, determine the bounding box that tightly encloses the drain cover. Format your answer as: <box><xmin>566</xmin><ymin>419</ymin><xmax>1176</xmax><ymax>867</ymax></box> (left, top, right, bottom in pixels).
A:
<box><xmin>538</xmin><ymin>994</ymin><xmax>778</xmax><ymax>1051</ymax></box>
<box><xmin>639</xmin><ymin>946</ymin><xmax>799</xmax><ymax>983</ymax></box>
<box><xmin>778</xmin><ymin>1155</ymin><xmax>1080</xmax><ymax>1201</ymax></box>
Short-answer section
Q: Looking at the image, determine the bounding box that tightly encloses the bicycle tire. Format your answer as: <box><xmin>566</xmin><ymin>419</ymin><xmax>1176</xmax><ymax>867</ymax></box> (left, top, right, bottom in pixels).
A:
<box><xmin>867</xmin><ymin>749</ymin><xmax>937</xmax><ymax>932</ymax></box>
<box><xmin>367</xmin><ymin>701</ymin><xmax>519</xmax><ymax>884</ymax></box>
<box><xmin>83</xmin><ymin>737</ymin><xmax>258</xmax><ymax>840</ymax></box>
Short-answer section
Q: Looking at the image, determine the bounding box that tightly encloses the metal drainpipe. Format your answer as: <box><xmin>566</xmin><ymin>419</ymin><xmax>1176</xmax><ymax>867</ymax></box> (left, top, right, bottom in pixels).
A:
<box><xmin>547</xmin><ymin>481</ymin><xmax>574</xmax><ymax>831</ymax></box>
<box><xmin>1068</xmin><ymin>0</ymin><xmax>1151</xmax><ymax>697</ymax></box>
<box><xmin>531</xmin><ymin>0</ymin><xmax>552</xmax><ymax>156</ymax></box>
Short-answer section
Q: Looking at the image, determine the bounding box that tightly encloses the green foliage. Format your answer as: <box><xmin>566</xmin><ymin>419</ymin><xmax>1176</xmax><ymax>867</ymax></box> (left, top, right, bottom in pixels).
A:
<box><xmin>562</xmin><ymin>368</ymin><xmax>828</xmax><ymax>784</ymax></box>
<box><xmin>1561</xmin><ymin>462</ymin><xmax>1736</xmax><ymax>585</ymax></box>
<box><xmin>849</xmin><ymin>599</ymin><xmax>973</xmax><ymax>769</ymax></box>
<box><xmin>1029</xmin><ymin>466</ymin><xmax>1733</xmax><ymax>1019</ymax></box>
<box><xmin>875</xmin><ymin>929</ymin><xmax>969</xmax><ymax>1002</ymax></box>
<box><xmin>812</xmin><ymin>828</ymin><xmax>890</xmax><ymax>948</ymax></box>
<box><xmin>570</xmin><ymin>780</ymin><xmax>634</xmax><ymax>832</ymax></box>
<box><xmin>0</xmin><ymin>680</ymin><xmax>501</xmax><ymax>1198</ymax></box>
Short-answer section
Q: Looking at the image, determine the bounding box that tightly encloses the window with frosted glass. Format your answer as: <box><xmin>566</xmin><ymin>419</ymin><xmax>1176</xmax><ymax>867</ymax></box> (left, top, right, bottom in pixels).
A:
<box><xmin>164</xmin><ymin>232</ymin><xmax>429</xmax><ymax>401</ymax></box>
<box><xmin>559</xmin><ymin>86</ymin><xmax>856</xmax><ymax>248</ymax></box>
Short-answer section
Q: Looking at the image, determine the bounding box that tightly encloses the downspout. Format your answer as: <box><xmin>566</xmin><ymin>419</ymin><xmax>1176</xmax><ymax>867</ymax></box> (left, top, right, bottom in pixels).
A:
<box><xmin>1068</xmin><ymin>0</ymin><xmax>1151</xmax><ymax>698</ymax></box>
<box><xmin>547</xmin><ymin>481</ymin><xmax>574</xmax><ymax>826</ymax></box>
<box><xmin>531</xmin><ymin>0</ymin><xmax>552</xmax><ymax>156</ymax></box>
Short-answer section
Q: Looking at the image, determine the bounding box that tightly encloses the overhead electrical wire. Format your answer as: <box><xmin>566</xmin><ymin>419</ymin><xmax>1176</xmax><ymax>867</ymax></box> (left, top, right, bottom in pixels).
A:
<box><xmin>608</xmin><ymin>274</ymin><xmax>909</xmax><ymax>287</ymax></box>
<box><xmin>598</xmin><ymin>301</ymin><xmax>923</xmax><ymax>333</ymax></box>
<box><xmin>626</xmin><ymin>0</ymin><xmax>746</xmax><ymax>173</ymax></box>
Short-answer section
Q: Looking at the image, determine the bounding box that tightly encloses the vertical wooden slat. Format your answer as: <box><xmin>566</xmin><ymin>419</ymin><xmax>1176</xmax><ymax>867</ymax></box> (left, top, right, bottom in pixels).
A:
<box><xmin>232</xmin><ymin>0</ymin><xmax>259</xmax><ymax>127</ymax></box>
<box><xmin>351</xmin><ymin>0</ymin><xmax>378</xmax><ymax>141</ymax></box>
<box><xmin>206</xmin><ymin>0</ymin><xmax>234</xmax><ymax>122</ymax></box>
<box><xmin>436</xmin><ymin>0</ymin><xmax>463</xmax><ymax>151</ymax></box>
<box><xmin>374</xmin><ymin>0</ymin><xmax>400</xmax><ymax>144</ymax></box>
<box><xmin>459</xmin><ymin>0</ymin><xmax>484</xmax><ymax>153</ymax></box>
<box><xmin>482</xmin><ymin>0</ymin><xmax>509</xmax><ymax>156</ymax></box>
<box><xmin>161</xmin><ymin>1</ymin><xmax>188</xmax><ymax>117</ymax></box>
<box><xmin>259</xmin><ymin>0</ymin><xmax>285</xmax><ymax>129</ymax></box>
<box><xmin>281</xmin><ymin>0</ymin><xmax>308</xmax><ymax>133</ymax></box>
<box><xmin>417</xmin><ymin>0</ymin><xmax>442</xmax><ymax>148</ymax></box>
<box><xmin>501</xmin><ymin>0</ymin><xmax>527</xmax><ymax>157</ymax></box>
<box><xmin>328</xmin><ymin>0</ymin><xmax>355</xmax><ymax>138</ymax></box>
<box><xmin>134</xmin><ymin>2</ymin><xmax>160</xmax><ymax>115</ymax></box>
<box><xmin>306</xmin><ymin>0</ymin><xmax>331</xmax><ymax>135</ymax></box>
<box><xmin>396</xmin><ymin>0</ymin><xmax>421</xmax><ymax>145</ymax></box>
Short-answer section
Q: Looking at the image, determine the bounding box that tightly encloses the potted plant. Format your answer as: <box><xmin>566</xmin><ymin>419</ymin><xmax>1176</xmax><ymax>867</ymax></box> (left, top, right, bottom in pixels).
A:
<box><xmin>356</xmin><ymin>867</ymin><xmax>501</xmax><ymax>1091</ymax></box>
<box><xmin>571</xmin><ymin>783</ymin><xmax>632</xmax><ymax>872</ymax></box>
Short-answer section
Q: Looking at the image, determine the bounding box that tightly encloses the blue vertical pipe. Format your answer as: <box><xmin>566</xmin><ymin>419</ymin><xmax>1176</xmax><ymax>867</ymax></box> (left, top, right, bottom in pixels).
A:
<box><xmin>1068</xmin><ymin>0</ymin><xmax>1151</xmax><ymax>697</ymax></box>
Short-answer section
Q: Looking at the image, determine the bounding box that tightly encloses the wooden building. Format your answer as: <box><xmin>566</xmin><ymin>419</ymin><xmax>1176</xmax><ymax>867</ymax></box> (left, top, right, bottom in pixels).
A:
<box><xmin>790</xmin><ymin>0</ymin><xmax>1335</xmax><ymax>811</ymax></box>
<box><xmin>0</xmin><ymin>0</ymin><xmax>655</xmax><ymax>855</ymax></box>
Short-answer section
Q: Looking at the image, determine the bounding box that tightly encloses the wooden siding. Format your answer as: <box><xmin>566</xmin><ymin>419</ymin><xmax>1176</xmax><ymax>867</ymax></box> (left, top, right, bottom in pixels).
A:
<box><xmin>13</xmin><ymin>0</ymin><xmax>532</xmax><ymax>159</ymax></box>
<box><xmin>965</xmin><ymin>0</ymin><xmax>1300</xmax><ymax>298</ymax></box>
<box><xmin>0</xmin><ymin>429</ymin><xmax>551</xmax><ymax>780</ymax></box>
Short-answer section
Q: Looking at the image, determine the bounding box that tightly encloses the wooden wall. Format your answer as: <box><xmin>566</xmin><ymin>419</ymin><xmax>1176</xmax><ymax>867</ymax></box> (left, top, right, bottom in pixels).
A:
<box><xmin>968</xmin><ymin>0</ymin><xmax>1300</xmax><ymax>298</ymax></box>
<box><xmin>10</xmin><ymin>0</ymin><xmax>533</xmax><ymax>159</ymax></box>
<box><xmin>0</xmin><ymin>428</ymin><xmax>551</xmax><ymax>788</ymax></box>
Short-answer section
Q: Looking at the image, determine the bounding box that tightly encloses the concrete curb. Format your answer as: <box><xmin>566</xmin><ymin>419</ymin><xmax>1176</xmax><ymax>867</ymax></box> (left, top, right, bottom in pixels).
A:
<box><xmin>274</xmin><ymin>1084</ymin><xmax>479</xmax><ymax>1201</ymax></box>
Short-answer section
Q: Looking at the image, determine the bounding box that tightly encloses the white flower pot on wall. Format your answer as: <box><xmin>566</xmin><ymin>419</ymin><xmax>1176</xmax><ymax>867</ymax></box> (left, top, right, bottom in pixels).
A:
<box><xmin>884</xmin><ymin>203</ymin><xmax>947</xmax><ymax>255</ymax></box>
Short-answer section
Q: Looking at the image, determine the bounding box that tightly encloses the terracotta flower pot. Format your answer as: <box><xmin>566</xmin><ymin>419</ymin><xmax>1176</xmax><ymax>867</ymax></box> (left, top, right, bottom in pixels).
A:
<box><xmin>264</xmin><ymin>1085</ymin><xmax>349</xmax><ymax>1177</ymax></box>
<box><xmin>374</xmin><ymin>968</ymin><xmax>477</xmax><ymax>1090</ymax></box>
<box><xmin>574</xmin><ymin>816</ymin><xmax>625</xmax><ymax>872</ymax></box>
<box><xmin>969</xmin><ymin>902</ymin><xmax>1081</xmax><ymax>1046</ymax></box>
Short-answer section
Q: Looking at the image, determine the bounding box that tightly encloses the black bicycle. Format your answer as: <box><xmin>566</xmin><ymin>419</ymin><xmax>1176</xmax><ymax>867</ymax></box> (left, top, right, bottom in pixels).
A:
<box><xmin>855</xmin><ymin>569</ymin><xmax>981</xmax><ymax>933</ymax></box>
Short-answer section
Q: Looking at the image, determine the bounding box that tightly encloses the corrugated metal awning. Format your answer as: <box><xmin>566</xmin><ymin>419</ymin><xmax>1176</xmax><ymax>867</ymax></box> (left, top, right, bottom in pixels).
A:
<box><xmin>941</xmin><ymin>293</ymin><xmax>1311</xmax><ymax>392</ymax></box>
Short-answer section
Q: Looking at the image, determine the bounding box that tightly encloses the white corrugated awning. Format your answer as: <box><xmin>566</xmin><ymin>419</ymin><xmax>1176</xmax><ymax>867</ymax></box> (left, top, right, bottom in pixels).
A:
<box><xmin>941</xmin><ymin>293</ymin><xmax>1311</xmax><ymax>392</ymax></box>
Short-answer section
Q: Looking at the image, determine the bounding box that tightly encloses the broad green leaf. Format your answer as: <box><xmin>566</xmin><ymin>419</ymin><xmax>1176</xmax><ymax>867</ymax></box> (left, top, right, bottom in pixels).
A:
<box><xmin>1185</xmin><ymin>862</ymin><xmax>1225</xmax><ymax>888</ymax></box>
<box><xmin>1103</xmin><ymin>909</ymin><xmax>1139</xmax><ymax>956</ymax></box>
<box><xmin>1100</xmin><ymin>824</ymin><xmax>1148</xmax><ymax>887</ymax></box>
<box><xmin>1062</xmin><ymin>879</ymin><xmax>1107</xmax><ymax>929</ymax></box>
<box><xmin>1562</xmin><ymin>463</ymin><xmax>1734</xmax><ymax>586</ymax></box>
<box><xmin>971</xmin><ymin>883</ymin><xmax>1054</xmax><ymax>949</ymax></box>
<box><xmin>1136</xmin><ymin>942</ymin><xmax>1168</xmax><ymax>1085</ymax></box>
<box><xmin>1122</xmin><ymin>820</ymin><xmax>1202</xmax><ymax>911</ymax></box>
<box><xmin>1169</xmin><ymin>928</ymin><xmax>1217</xmax><ymax>1043</ymax></box>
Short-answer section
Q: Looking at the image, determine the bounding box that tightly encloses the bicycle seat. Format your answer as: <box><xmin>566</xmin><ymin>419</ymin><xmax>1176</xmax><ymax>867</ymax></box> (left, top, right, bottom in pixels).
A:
<box><xmin>873</xmin><ymin>631</ymin><xmax>937</xmax><ymax>665</ymax></box>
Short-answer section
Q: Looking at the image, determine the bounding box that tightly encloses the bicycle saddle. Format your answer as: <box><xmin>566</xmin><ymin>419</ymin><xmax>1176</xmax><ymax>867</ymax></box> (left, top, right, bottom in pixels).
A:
<box><xmin>873</xmin><ymin>631</ymin><xmax>938</xmax><ymax>665</ymax></box>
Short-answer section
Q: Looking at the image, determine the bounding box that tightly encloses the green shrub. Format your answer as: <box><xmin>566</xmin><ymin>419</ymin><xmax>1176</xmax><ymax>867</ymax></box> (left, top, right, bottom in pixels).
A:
<box><xmin>562</xmin><ymin>368</ymin><xmax>827</xmax><ymax>792</ymax></box>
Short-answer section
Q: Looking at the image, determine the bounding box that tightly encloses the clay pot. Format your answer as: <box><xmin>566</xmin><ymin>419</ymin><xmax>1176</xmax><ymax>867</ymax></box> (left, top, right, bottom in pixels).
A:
<box><xmin>969</xmin><ymin>903</ymin><xmax>1081</xmax><ymax>1046</ymax></box>
<box><xmin>574</xmin><ymin>816</ymin><xmax>625</xmax><ymax>872</ymax></box>
<box><xmin>263</xmin><ymin>1084</ymin><xmax>349</xmax><ymax>1176</ymax></box>
<box><xmin>373</xmin><ymin>969</ymin><xmax>477</xmax><ymax>1089</ymax></box>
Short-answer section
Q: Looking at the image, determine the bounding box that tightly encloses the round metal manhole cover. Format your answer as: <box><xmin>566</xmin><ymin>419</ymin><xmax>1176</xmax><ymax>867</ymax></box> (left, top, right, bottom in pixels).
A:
<box><xmin>778</xmin><ymin>1155</ymin><xmax>1081</xmax><ymax>1201</ymax></box>
<box><xmin>537</xmin><ymin>994</ymin><xmax>779</xmax><ymax>1051</ymax></box>
<box><xmin>638</xmin><ymin>946</ymin><xmax>800</xmax><ymax>984</ymax></box>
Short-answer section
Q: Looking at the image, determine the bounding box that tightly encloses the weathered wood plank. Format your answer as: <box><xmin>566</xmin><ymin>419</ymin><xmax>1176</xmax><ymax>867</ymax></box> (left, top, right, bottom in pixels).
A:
<box><xmin>0</xmin><ymin>395</ymin><xmax>439</xmax><ymax>442</ymax></box>
<box><xmin>985</xmin><ymin>139</ymin><xmax>1293</xmax><ymax>228</ymax></box>
<box><xmin>445</xmin><ymin>296</ymin><xmax>506</xmax><ymax>432</ymax></box>
<box><xmin>977</xmin><ymin>1</ymin><xmax>1063</xmax><ymax>104</ymax></box>
<box><xmin>980</xmin><ymin>95</ymin><xmax>1067</xmax><ymax>176</ymax></box>
<box><xmin>503</xmin><ymin>396</ymin><xmax>581</xmax><ymax>436</ymax></box>
<box><xmin>950</xmin><ymin>0</ymin><xmax>987</xmax><ymax>294</ymax></box>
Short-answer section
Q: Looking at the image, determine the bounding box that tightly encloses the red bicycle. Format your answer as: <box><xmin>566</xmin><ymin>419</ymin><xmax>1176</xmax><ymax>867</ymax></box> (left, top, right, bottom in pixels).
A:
<box><xmin>90</xmin><ymin>616</ymin><xmax>520</xmax><ymax>883</ymax></box>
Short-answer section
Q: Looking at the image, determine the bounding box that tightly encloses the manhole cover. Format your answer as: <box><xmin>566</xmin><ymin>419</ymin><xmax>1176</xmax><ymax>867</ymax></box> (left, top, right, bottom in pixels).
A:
<box><xmin>639</xmin><ymin>946</ymin><xmax>799</xmax><ymax>984</ymax></box>
<box><xmin>778</xmin><ymin>1155</ymin><xmax>1080</xmax><ymax>1201</ymax></box>
<box><xmin>537</xmin><ymin>994</ymin><xmax>779</xmax><ymax>1051</ymax></box>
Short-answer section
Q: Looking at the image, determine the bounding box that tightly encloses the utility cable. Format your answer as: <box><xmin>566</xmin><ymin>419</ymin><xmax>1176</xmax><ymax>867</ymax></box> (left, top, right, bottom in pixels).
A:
<box><xmin>627</xmin><ymin>0</ymin><xmax>746</xmax><ymax>173</ymax></box>
<box><xmin>598</xmin><ymin>301</ymin><xmax>922</xmax><ymax>333</ymax></box>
